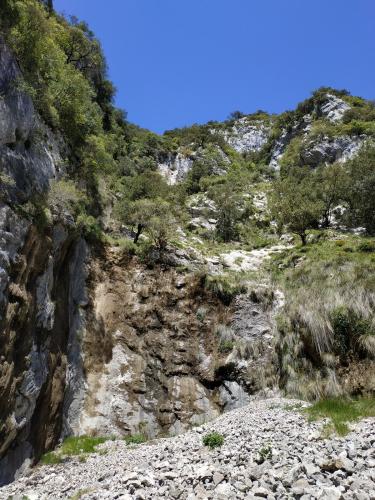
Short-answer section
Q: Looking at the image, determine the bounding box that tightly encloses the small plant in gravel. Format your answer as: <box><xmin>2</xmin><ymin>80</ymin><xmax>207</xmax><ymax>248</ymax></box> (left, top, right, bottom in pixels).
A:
<box><xmin>284</xmin><ymin>402</ymin><xmax>304</xmax><ymax>411</ymax></box>
<box><xmin>306</xmin><ymin>397</ymin><xmax>375</xmax><ymax>436</ymax></box>
<box><xmin>124</xmin><ymin>433</ymin><xmax>147</xmax><ymax>445</ymax></box>
<box><xmin>202</xmin><ymin>432</ymin><xmax>224</xmax><ymax>449</ymax></box>
<box><xmin>257</xmin><ymin>444</ymin><xmax>272</xmax><ymax>463</ymax></box>
<box><xmin>70</xmin><ymin>489</ymin><xmax>92</xmax><ymax>500</ymax></box>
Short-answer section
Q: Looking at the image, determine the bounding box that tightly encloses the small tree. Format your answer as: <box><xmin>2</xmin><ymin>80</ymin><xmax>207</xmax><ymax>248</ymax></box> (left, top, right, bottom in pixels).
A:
<box><xmin>228</xmin><ymin>110</ymin><xmax>245</xmax><ymax>121</ymax></box>
<box><xmin>214</xmin><ymin>188</ymin><xmax>242</xmax><ymax>242</ymax></box>
<box><xmin>344</xmin><ymin>145</ymin><xmax>375</xmax><ymax>234</ymax></box>
<box><xmin>116</xmin><ymin>198</ymin><xmax>176</xmax><ymax>248</ymax></box>
<box><xmin>315</xmin><ymin>163</ymin><xmax>348</xmax><ymax>227</ymax></box>
<box><xmin>270</xmin><ymin>171</ymin><xmax>324</xmax><ymax>245</ymax></box>
<box><xmin>116</xmin><ymin>198</ymin><xmax>155</xmax><ymax>243</ymax></box>
<box><xmin>147</xmin><ymin>206</ymin><xmax>177</xmax><ymax>250</ymax></box>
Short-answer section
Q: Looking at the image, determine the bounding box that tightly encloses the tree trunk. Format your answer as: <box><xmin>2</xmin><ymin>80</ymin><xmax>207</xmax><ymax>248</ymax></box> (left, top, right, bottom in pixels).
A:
<box><xmin>300</xmin><ymin>232</ymin><xmax>307</xmax><ymax>245</ymax></box>
<box><xmin>133</xmin><ymin>224</ymin><xmax>143</xmax><ymax>244</ymax></box>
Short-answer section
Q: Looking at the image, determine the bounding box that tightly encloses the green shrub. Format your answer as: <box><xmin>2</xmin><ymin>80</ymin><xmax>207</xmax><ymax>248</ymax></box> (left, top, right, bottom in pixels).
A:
<box><xmin>358</xmin><ymin>241</ymin><xmax>375</xmax><ymax>253</ymax></box>
<box><xmin>76</xmin><ymin>214</ymin><xmax>103</xmax><ymax>243</ymax></box>
<box><xmin>204</xmin><ymin>274</ymin><xmax>247</xmax><ymax>305</ymax></box>
<box><xmin>218</xmin><ymin>340</ymin><xmax>234</xmax><ymax>353</ymax></box>
<box><xmin>196</xmin><ymin>307</ymin><xmax>207</xmax><ymax>322</ymax></box>
<box><xmin>331</xmin><ymin>306</ymin><xmax>375</xmax><ymax>357</ymax></box>
<box><xmin>202</xmin><ymin>432</ymin><xmax>224</xmax><ymax>449</ymax></box>
<box><xmin>258</xmin><ymin>445</ymin><xmax>272</xmax><ymax>462</ymax></box>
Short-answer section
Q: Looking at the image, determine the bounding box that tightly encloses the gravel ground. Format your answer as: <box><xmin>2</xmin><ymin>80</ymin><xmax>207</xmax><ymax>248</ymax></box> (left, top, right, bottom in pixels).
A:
<box><xmin>1</xmin><ymin>398</ymin><xmax>374</xmax><ymax>499</ymax></box>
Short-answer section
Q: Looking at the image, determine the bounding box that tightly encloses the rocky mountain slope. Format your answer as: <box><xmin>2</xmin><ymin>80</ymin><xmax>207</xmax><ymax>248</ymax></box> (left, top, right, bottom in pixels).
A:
<box><xmin>1</xmin><ymin>398</ymin><xmax>375</xmax><ymax>499</ymax></box>
<box><xmin>0</xmin><ymin>0</ymin><xmax>374</xmax><ymax>491</ymax></box>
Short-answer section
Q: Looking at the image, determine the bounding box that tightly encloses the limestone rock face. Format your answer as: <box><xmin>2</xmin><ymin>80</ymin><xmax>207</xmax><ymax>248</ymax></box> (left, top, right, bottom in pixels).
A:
<box><xmin>219</xmin><ymin>118</ymin><xmax>271</xmax><ymax>153</ymax></box>
<box><xmin>301</xmin><ymin>135</ymin><xmax>364</xmax><ymax>167</ymax></box>
<box><xmin>0</xmin><ymin>39</ymin><xmax>62</xmax><ymax>204</ymax></box>
<box><xmin>158</xmin><ymin>152</ymin><xmax>193</xmax><ymax>185</ymax></box>
<box><xmin>268</xmin><ymin>93</ymin><xmax>362</xmax><ymax>170</ymax></box>
<box><xmin>319</xmin><ymin>93</ymin><xmax>351</xmax><ymax>122</ymax></box>
<box><xmin>75</xmin><ymin>250</ymin><xmax>279</xmax><ymax>439</ymax></box>
<box><xmin>0</xmin><ymin>225</ymin><xmax>89</xmax><ymax>485</ymax></box>
<box><xmin>0</xmin><ymin>39</ymin><xmax>79</xmax><ymax>485</ymax></box>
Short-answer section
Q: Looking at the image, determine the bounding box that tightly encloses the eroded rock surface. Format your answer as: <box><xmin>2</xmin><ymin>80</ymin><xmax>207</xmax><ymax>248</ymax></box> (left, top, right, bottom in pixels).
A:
<box><xmin>75</xmin><ymin>248</ymin><xmax>279</xmax><ymax>439</ymax></box>
<box><xmin>218</xmin><ymin>118</ymin><xmax>271</xmax><ymax>153</ymax></box>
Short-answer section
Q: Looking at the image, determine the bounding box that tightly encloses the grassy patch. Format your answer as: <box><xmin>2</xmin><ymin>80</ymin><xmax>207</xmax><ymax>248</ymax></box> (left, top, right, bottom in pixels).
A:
<box><xmin>202</xmin><ymin>432</ymin><xmax>224</xmax><ymax>449</ymax></box>
<box><xmin>40</xmin><ymin>451</ymin><xmax>63</xmax><ymax>465</ymax></box>
<box><xmin>40</xmin><ymin>436</ymin><xmax>109</xmax><ymax>465</ymax></box>
<box><xmin>218</xmin><ymin>339</ymin><xmax>235</xmax><ymax>353</ymax></box>
<box><xmin>124</xmin><ymin>434</ymin><xmax>147</xmax><ymax>445</ymax></box>
<box><xmin>269</xmin><ymin>234</ymin><xmax>375</xmax><ymax>399</ymax></box>
<box><xmin>204</xmin><ymin>272</ymin><xmax>249</xmax><ymax>304</ymax></box>
<box><xmin>306</xmin><ymin>397</ymin><xmax>375</xmax><ymax>436</ymax></box>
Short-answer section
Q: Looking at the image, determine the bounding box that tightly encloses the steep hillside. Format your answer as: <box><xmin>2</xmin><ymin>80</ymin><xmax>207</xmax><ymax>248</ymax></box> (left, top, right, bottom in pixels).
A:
<box><xmin>0</xmin><ymin>0</ymin><xmax>374</xmax><ymax>488</ymax></box>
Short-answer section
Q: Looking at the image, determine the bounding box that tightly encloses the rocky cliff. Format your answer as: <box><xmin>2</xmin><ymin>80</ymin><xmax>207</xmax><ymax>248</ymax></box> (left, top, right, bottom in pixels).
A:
<box><xmin>0</xmin><ymin>39</ymin><xmax>279</xmax><ymax>484</ymax></box>
<box><xmin>0</xmin><ymin>31</ymin><xmax>374</xmax><ymax>489</ymax></box>
<box><xmin>0</xmin><ymin>38</ymin><xmax>87</xmax><ymax>484</ymax></box>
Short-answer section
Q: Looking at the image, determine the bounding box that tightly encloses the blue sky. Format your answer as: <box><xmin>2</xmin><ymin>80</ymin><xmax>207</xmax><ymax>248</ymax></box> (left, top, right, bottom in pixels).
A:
<box><xmin>54</xmin><ymin>0</ymin><xmax>375</xmax><ymax>134</ymax></box>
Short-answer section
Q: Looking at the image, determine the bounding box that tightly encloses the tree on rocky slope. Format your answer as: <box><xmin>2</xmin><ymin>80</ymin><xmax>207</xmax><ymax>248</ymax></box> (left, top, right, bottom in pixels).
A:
<box><xmin>210</xmin><ymin>183</ymin><xmax>242</xmax><ymax>242</ymax></box>
<box><xmin>116</xmin><ymin>197</ymin><xmax>176</xmax><ymax>248</ymax></box>
<box><xmin>270</xmin><ymin>170</ymin><xmax>324</xmax><ymax>244</ymax></box>
<box><xmin>344</xmin><ymin>145</ymin><xmax>375</xmax><ymax>234</ymax></box>
<box><xmin>315</xmin><ymin>163</ymin><xmax>348</xmax><ymax>227</ymax></box>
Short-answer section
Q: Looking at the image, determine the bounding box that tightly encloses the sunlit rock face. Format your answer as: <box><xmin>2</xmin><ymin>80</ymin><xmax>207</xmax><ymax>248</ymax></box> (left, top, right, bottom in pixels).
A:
<box><xmin>158</xmin><ymin>152</ymin><xmax>194</xmax><ymax>185</ymax></box>
<box><xmin>319</xmin><ymin>93</ymin><xmax>351</xmax><ymax>122</ymax></box>
<box><xmin>301</xmin><ymin>135</ymin><xmax>364</xmax><ymax>167</ymax></box>
<box><xmin>75</xmin><ymin>250</ymin><xmax>279</xmax><ymax>439</ymax></box>
<box><xmin>268</xmin><ymin>94</ymin><xmax>369</xmax><ymax>170</ymax></box>
<box><xmin>219</xmin><ymin>118</ymin><xmax>271</xmax><ymax>153</ymax></box>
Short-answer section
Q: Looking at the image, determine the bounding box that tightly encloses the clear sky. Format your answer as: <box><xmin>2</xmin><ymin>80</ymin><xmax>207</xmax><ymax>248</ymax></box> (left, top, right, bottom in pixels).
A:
<box><xmin>54</xmin><ymin>0</ymin><xmax>375</xmax><ymax>134</ymax></box>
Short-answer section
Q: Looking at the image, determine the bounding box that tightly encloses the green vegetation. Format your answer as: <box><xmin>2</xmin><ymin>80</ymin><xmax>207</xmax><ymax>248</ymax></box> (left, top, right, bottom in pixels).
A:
<box><xmin>124</xmin><ymin>434</ymin><xmax>147</xmax><ymax>445</ymax></box>
<box><xmin>271</xmin><ymin>235</ymin><xmax>375</xmax><ymax>399</ymax></box>
<box><xmin>218</xmin><ymin>340</ymin><xmax>235</xmax><ymax>353</ymax></box>
<box><xmin>270</xmin><ymin>168</ymin><xmax>323</xmax><ymax>244</ymax></box>
<box><xmin>270</xmin><ymin>142</ymin><xmax>375</xmax><ymax>243</ymax></box>
<box><xmin>40</xmin><ymin>436</ymin><xmax>109</xmax><ymax>464</ymax></box>
<box><xmin>344</xmin><ymin>145</ymin><xmax>375</xmax><ymax>234</ymax></box>
<box><xmin>258</xmin><ymin>445</ymin><xmax>272</xmax><ymax>462</ymax></box>
<box><xmin>204</xmin><ymin>272</ymin><xmax>249</xmax><ymax>305</ymax></box>
<box><xmin>202</xmin><ymin>432</ymin><xmax>224</xmax><ymax>449</ymax></box>
<box><xmin>306</xmin><ymin>397</ymin><xmax>375</xmax><ymax>436</ymax></box>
